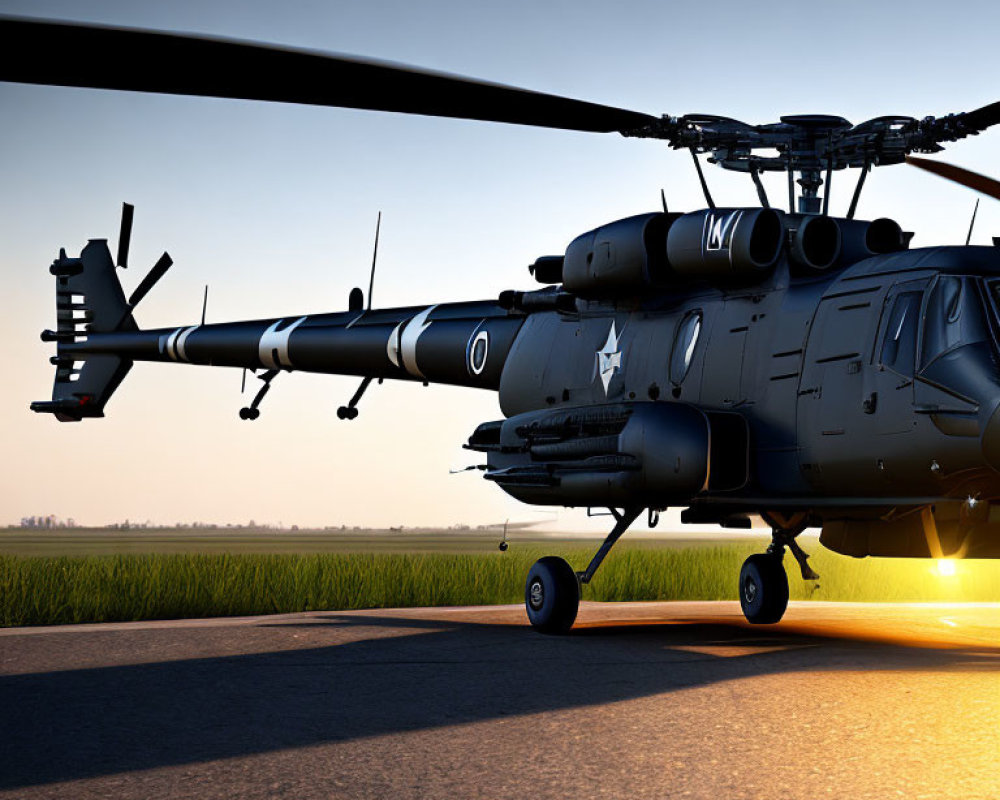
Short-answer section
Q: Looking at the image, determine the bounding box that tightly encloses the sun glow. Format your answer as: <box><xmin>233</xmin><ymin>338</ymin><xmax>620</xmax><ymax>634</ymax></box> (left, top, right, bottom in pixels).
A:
<box><xmin>935</xmin><ymin>559</ymin><xmax>958</xmax><ymax>577</ymax></box>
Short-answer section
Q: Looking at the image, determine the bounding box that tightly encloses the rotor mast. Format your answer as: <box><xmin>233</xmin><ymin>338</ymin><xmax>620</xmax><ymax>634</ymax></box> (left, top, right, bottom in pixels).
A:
<box><xmin>796</xmin><ymin>171</ymin><xmax>824</xmax><ymax>215</ymax></box>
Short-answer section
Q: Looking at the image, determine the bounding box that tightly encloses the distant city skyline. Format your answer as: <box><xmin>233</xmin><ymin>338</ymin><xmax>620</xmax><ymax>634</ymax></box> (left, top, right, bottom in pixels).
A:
<box><xmin>3</xmin><ymin>0</ymin><xmax>1000</xmax><ymax>530</ymax></box>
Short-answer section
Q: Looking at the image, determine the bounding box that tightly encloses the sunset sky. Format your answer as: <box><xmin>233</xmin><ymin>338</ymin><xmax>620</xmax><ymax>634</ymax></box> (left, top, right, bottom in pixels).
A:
<box><xmin>3</xmin><ymin>0</ymin><xmax>999</xmax><ymax>529</ymax></box>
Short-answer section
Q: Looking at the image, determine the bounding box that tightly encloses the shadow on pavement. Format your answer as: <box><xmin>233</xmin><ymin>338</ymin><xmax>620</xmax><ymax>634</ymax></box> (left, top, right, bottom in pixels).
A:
<box><xmin>1</xmin><ymin>611</ymin><xmax>997</xmax><ymax>789</ymax></box>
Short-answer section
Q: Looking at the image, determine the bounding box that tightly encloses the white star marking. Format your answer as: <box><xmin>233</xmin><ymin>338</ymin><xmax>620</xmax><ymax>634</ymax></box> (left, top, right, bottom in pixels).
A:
<box><xmin>597</xmin><ymin>321</ymin><xmax>623</xmax><ymax>394</ymax></box>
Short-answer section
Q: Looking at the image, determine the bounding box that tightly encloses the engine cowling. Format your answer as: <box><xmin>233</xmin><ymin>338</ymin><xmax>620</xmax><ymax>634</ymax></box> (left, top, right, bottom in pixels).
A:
<box><xmin>559</xmin><ymin>208</ymin><xmax>786</xmax><ymax>296</ymax></box>
<box><xmin>836</xmin><ymin>217</ymin><xmax>907</xmax><ymax>265</ymax></box>
<box><xmin>788</xmin><ymin>214</ymin><xmax>842</xmax><ymax>272</ymax></box>
<box><xmin>546</xmin><ymin>208</ymin><xmax>899</xmax><ymax>298</ymax></box>
<box><xmin>562</xmin><ymin>213</ymin><xmax>677</xmax><ymax>296</ymax></box>
<box><xmin>665</xmin><ymin>207</ymin><xmax>784</xmax><ymax>279</ymax></box>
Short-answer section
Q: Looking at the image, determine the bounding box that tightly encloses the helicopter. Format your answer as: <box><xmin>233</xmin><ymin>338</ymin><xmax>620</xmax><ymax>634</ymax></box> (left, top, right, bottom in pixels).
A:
<box><xmin>6</xmin><ymin>16</ymin><xmax>1000</xmax><ymax>633</ymax></box>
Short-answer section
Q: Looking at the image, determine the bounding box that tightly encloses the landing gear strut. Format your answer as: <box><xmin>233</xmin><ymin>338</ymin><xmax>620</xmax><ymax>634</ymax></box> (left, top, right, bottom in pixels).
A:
<box><xmin>337</xmin><ymin>376</ymin><xmax>380</xmax><ymax>420</ymax></box>
<box><xmin>739</xmin><ymin>512</ymin><xmax>819</xmax><ymax>624</ymax></box>
<box><xmin>239</xmin><ymin>368</ymin><xmax>279</xmax><ymax>420</ymax></box>
<box><xmin>524</xmin><ymin>507</ymin><xmax>642</xmax><ymax>634</ymax></box>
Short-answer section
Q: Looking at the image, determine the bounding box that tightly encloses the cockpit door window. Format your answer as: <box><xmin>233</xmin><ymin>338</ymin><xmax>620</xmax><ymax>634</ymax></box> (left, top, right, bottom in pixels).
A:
<box><xmin>879</xmin><ymin>291</ymin><xmax>922</xmax><ymax>377</ymax></box>
<box><xmin>917</xmin><ymin>276</ymin><xmax>995</xmax><ymax>402</ymax></box>
<box><xmin>919</xmin><ymin>276</ymin><xmax>988</xmax><ymax>371</ymax></box>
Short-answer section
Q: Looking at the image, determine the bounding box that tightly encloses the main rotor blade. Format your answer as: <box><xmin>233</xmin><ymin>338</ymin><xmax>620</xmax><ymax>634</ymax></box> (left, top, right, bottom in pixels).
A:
<box><xmin>905</xmin><ymin>156</ymin><xmax>1000</xmax><ymax>202</ymax></box>
<box><xmin>0</xmin><ymin>16</ymin><xmax>657</xmax><ymax>134</ymax></box>
<box><xmin>958</xmin><ymin>100</ymin><xmax>1000</xmax><ymax>134</ymax></box>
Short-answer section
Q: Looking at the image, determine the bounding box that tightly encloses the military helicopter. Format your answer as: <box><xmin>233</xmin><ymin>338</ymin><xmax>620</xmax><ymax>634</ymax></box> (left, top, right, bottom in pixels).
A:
<box><xmin>6</xmin><ymin>16</ymin><xmax>1000</xmax><ymax>633</ymax></box>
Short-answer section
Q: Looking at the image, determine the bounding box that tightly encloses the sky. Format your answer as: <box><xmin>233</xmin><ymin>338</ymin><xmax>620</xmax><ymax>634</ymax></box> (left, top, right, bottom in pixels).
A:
<box><xmin>2</xmin><ymin>0</ymin><xmax>1000</xmax><ymax>529</ymax></box>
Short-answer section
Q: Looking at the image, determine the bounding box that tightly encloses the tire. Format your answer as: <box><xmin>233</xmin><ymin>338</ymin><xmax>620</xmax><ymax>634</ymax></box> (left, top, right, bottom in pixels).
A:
<box><xmin>739</xmin><ymin>553</ymin><xmax>789</xmax><ymax>624</ymax></box>
<box><xmin>525</xmin><ymin>556</ymin><xmax>580</xmax><ymax>634</ymax></box>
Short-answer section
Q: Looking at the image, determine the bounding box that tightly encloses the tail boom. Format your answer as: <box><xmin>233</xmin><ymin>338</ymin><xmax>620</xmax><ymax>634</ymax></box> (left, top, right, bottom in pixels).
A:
<box><xmin>37</xmin><ymin>301</ymin><xmax>524</xmax><ymax>419</ymax></box>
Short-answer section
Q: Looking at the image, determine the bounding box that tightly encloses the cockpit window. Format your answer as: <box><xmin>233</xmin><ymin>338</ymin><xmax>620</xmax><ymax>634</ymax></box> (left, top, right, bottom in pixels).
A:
<box><xmin>879</xmin><ymin>291</ymin><xmax>921</xmax><ymax>376</ymax></box>
<box><xmin>917</xmin><ymin>276</ymin><xmax>998</xmax><ymax>402</ymax></box>
<box><xmin>920</xmin><ymin>276</ymin><xmax>991</xmax><ymax>372</ymax></box>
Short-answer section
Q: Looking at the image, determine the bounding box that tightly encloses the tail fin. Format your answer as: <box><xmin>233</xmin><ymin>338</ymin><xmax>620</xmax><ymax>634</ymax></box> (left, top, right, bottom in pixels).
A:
<box><xmin>31</xmin><ymin>240</ymin><xmax>134</xmax><ymax>421</ymax></box>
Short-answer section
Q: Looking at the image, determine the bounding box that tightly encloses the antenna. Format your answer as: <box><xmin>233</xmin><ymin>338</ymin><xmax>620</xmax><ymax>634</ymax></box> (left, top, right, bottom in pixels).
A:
<box><xmin>367</xmin><ymin>211</ymin><xmax>381</xmax><ymax>311</ymax></box>
<box><xmin>966</xmin><ymin>198</ymin><xmax>980</xmax><ymax>246</ymax></box>
<box><xmin>201</xmin><ymin>285</ymin><xmax>209</xmax><ymax>325</ymax></box>
<box><xmin>660</xmin><ymin>188</ymin><xmax>668</xmax><ymax>214</ymax></box>
<box><xmin>338</xmin><ymin>212</ymin><xmax>383</xmax><ymax>420</ymax></box>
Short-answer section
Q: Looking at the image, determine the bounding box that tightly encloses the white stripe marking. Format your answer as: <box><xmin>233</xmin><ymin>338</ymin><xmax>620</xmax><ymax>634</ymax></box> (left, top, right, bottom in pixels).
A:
<box><xmin>400</xmin><ymin>305</ymin><xmax>437</xmax><ymax>379</ymax></box>
<box><xmin>386</xmin><ymin>320</ymin><xmax>404</xmax><ymax>368</ymax></box>
<box><xmin>175</xmin><ymin>326</ymin><xmax>198</xmax><ymax>362</ymax></box>
<box><xmin>165</xmin><ymin>328</ymin><xmax>183</xmax><ymax>361</ymax></box>
<box><xmin>258</xmin><ymin>317</ymin><xmax>307</xmax><ymax>369</ymax></box>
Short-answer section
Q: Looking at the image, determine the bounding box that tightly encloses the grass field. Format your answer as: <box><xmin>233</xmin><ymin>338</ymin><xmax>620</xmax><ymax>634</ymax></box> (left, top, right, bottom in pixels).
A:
<box><xmin>2</xmin><ymin>529</ymin><xmax>999</xmax><ymax>626</ymax></box>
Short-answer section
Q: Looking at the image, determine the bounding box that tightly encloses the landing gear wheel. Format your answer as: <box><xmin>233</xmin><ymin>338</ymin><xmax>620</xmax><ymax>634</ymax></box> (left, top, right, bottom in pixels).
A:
<box><xmin>739</xmin><ymin>553</ymin><xmax>788</xmax><ymax>624</ymax></box>
<box><xmin>525</xmin><ymin>556</ymin><xmax>580</xmax><ymax>634</ymax></box>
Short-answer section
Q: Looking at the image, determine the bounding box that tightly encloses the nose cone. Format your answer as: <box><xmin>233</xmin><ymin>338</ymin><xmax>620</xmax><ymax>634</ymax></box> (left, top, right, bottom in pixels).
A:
<box><xmin>983</xmin><ymin>403</ymin><xmax>1000</xmax><ymax>471</ymax></box>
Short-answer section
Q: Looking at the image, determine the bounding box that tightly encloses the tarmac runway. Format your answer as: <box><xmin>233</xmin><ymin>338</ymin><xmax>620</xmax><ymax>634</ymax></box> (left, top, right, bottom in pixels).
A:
<box><xmin>1</xmin><ymin>601</ymin><xmax>998</xmax><ymax>799</ymax></box>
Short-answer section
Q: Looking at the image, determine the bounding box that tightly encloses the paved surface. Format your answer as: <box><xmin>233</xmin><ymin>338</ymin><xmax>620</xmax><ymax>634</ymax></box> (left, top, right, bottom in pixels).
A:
<box><xmin>1</xmin><ymin>601</ymin><xmax>998</xmax><ymax>799</ymax></box>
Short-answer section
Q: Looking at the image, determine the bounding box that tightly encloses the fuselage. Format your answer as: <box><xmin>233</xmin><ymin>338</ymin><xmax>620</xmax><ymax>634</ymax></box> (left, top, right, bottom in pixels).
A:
<box><xmin>499</xmin><ymin>244</ymin><xmax>1000</xmax><ymax>504</ymax></box>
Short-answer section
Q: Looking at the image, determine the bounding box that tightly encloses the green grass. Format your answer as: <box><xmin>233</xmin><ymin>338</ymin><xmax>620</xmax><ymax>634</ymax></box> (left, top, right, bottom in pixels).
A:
<box><xmin>2</xmin><ymin>544</ymin><xmax>999</xmax><ymax>627</ymax></box>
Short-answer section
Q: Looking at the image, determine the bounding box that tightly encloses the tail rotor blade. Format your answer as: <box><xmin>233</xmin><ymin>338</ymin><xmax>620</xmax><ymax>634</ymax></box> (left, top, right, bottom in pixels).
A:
<box><xmin>128</xmin><ymin>252</ymin><xmax>173</xmax><ymax>307</ymax></box>
<box><xmin>905</xmin><ymin>156</ymin><xmax>1000</xmax><ymax>202</ymax></box>
<box><xmin>116</xmin><ymin>202</ymin><xmax>134</xmax><ymax>268</ymax></box>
